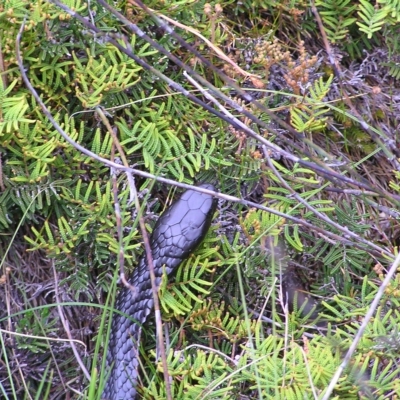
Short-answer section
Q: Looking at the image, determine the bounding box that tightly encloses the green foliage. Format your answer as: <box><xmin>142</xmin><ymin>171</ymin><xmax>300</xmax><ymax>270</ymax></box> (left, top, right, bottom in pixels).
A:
<box><xmin>144</xmin><ymin>315</ymin><xmax>400</xmax><ymax>399</ymax></box>
<box><xmin>383</xmin><ymin>60</ymin><xmax>400</xmax><ymax>79</ymax></box>
<box><xmin>314</xmin><ymin>0</ymin><xmax>400</xmax><ymax>57</ymax></box>
<box><xmin>147</xmin><ymin>347</ymin><xmax>234</xmax><ymax>399</ymax></box>
<box><xmin>257</xmin><ymin>161</ymin><xmax>334</xmax><ymax>252</ymax></box>
<box><xmin>0</xmin><ymin>80</ymin><xmax>35</xmax><ymax>134</ymax></box>
<box><xmin>1</xmin><ymin>0</ymin><xmax>399</xmax><ymax>399</ymax></box>
<box><xmin>316</xmin><ymin>0</ymin><xmax>358</xmax><ymax>43</ymax></box>
<box><xmin>240</xmin><ymin>205</ymin><xmax>284</xmax><ymax>244</ymax></box>
<box><xmin>357</xmin><ymin>0</ymin><xmax>390</xmax><ymax>38</ymax></box>
<box><xmin>71</xmin><ymin>45</ymin><xmax>143</xmax><ymax>108</ymax></box>
<box><xmin>160</xmin><ymin>253</ymin><xmax>219</xmax><ymax>317</ymax></box>
<box><xmin>117</xmin><ymin>112</ymin><xmax>226</xmax><ymax>182</ymax></box>
<box><xmin>290</xmin><ymin>75</ymin><xmax>333</xmax><ymax>133</ymax></box>
<box><xmin>381</xmin><ymin>0</ymin><xmax>400</xmax><ymax>19</ymax></box>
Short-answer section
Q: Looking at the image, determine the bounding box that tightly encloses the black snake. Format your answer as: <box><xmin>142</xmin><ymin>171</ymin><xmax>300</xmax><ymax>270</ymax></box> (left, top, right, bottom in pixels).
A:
<box><xmin>102</xmin><ymin>184</ymin><xmax>217</xmax><ymax>399</ymax></box>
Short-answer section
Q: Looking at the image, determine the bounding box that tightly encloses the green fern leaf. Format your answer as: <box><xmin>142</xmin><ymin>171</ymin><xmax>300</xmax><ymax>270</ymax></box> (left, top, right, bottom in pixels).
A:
<box><xmin>357</xmin><ymin>0</ymin><xmax>389</xmax><ymax>38</ymax></box>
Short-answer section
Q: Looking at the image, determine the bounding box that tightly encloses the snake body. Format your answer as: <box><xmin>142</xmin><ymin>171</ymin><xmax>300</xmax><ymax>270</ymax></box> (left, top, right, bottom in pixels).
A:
<box><xmin>102</xmin><ymin>184</ymin><xmax>217</xmax><ymax>399</ymax></box>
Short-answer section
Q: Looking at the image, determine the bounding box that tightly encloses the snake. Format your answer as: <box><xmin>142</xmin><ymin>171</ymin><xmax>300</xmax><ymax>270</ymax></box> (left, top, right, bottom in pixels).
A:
<box><xmin>102</xmin><ymin>183</ymin><xmax>217</xmax><ymax>399</ymax></box>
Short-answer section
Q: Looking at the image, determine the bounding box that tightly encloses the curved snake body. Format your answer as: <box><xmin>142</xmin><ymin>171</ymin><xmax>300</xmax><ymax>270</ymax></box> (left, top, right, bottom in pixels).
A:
<box><xmin>102</xmin><ymin>184</ymin><xmax>217</xmax><ymax>399</ymax></box>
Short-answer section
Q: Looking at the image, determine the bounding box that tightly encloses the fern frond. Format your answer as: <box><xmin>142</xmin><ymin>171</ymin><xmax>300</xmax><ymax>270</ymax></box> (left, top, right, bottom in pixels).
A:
<box><xmin>378</xmin><ymin>0</ymin><xmax>400</xmax><ymax>20</ymax></box>
<box><xmin>357</xmin><ymin>0</ymin><xmax>389</xmax><ymax>38</ymax></box>
<box><xmin>289</xmin><ymin>76</ymin><xmax>333</xmax><ymax>133</ymax></box>
<box><xmin>0</xmin><ymin>93</ymin><xmax>35</xmax><ymax>134</ymax></box>
<box><xmin>316</xmin><ymin>0</ymin><xmax>357</xmax><ymax>43</ymax></box>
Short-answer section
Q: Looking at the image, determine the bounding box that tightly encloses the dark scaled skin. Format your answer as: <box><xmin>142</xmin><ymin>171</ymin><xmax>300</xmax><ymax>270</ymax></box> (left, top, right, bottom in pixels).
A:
<box><xmin>102</xmin><ymin>184</ymin><xmax>217</xmax><ymax>400</ymax></box>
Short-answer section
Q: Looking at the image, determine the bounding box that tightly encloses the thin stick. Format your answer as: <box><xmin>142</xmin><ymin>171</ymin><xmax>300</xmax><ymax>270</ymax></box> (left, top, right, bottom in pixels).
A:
<box><xmin>15</xmin><ymin>23</ymin><xmax>389</xmax><ymax>258</ymax></box>
<box><xmin>52</xmin><ymin>0</ymin><xmax>400</xmax><ymax>205</ymax></box>
<box><xmin>129</xmin><ymin>0</ymin><xmax>400</xmax><ymax>195</ymax></box>
<box><xmin>322</xmin><ymin>251</ymin><xmax>400</xmax><ymax>400</ymax></box>
<box><xmin>130</xmin><ymin>182</ymin><xmax>173</xmax><ymax>400</ymax></box>
<box><xmin>310</xmin><ymin>0</ymin><xmax>400</xmax><ymax>169</ymax></box>
<box><xmin>97</xmin><ymin>108</ymin><xmax>172</xmax><ymax>399</ymax></box>
<box><xmin>52</xmin><ymin>260</ymin><xmax>91</xmax><ymax>382</ymax></box>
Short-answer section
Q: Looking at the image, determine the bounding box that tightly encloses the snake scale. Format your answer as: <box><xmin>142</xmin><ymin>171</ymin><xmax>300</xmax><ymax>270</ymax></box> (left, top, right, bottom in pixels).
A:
<box><xmin>102</xmin><ymin>184</ymin><xmax>217</xmax><ymax>399</ymax></box>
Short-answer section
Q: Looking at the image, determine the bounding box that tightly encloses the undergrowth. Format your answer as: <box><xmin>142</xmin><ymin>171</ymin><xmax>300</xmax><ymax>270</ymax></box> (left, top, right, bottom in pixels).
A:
<box><xmin>1</xmin><ymin>0</ymin><xmax>400</xmax><ymax>399</ymax></box>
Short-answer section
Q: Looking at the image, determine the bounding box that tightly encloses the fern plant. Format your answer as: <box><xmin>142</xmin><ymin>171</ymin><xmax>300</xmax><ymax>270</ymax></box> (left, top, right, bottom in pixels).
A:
<box><xmin>357</xmin><ymin>0</ymin><xmax>389</xmax><ymax>38</ymax></box>
<box><xmin>1</xmin><ymin>0</ymin><xmax>400</xmax><ymax>398</ymax></box>
<box><xmin>289</xmin><ymin>75</ymin><xmax>333</xmax><ymax>134</ymax></box>
<box><xmin>316</xmin><ymin>0</ymin><xmax>358</xmax><ymax>44</ymax></box>
<box><xmin>71</xmin><ymin>44</ymin><xmax>143</xmax><ymax>108</ymax></box>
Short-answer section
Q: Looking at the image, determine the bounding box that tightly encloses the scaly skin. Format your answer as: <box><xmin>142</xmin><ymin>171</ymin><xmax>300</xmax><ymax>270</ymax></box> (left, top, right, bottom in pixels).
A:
<box><xmin>102</xmin><ymin>184</ymin><xmax>217</xmax><ymax>399</ymax></box>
